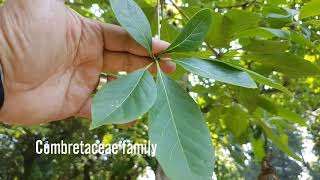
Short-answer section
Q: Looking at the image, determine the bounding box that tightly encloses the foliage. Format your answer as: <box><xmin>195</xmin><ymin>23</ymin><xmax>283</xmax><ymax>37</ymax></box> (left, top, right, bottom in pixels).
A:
<box><xmin>92</xmin><ymin>1</ymin><xmax>216</xmax><ymax>179</ymax></box>
<box><xmin>1</xmin><ymin>0</ymin><xmax>320</xmax><ymax>179</ymax></box>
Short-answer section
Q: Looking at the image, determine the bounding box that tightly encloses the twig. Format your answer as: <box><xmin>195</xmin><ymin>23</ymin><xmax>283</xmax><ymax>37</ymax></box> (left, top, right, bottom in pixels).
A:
<box><xmin>168</xmin><ymin>0</ymin><xmax>189</xmax><ymax>19</ymax></box>
<box><xmin>206</xmin><ymin>43</ymin><xmax>221</xmax><ymax>59</ymax></box>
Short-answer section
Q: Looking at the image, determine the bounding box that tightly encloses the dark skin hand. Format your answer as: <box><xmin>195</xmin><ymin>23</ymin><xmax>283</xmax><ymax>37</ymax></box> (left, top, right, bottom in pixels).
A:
<box><xmin>0</xmin><ymin>0</ymin><xmax>175</xmax><ymax>125</ymax></box>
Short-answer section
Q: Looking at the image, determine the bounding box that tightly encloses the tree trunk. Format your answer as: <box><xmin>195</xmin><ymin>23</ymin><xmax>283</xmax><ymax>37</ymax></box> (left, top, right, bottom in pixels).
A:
<box><xmin>258</xmin><ymin>158</ymin><xmax>279</xmax><ymax>180</ymax></box>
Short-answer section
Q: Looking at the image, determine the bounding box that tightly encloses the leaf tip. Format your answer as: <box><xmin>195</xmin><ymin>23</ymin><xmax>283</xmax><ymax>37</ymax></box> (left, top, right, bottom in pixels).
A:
<box><xmin>248</xmin><ymin>82</ymin><xmax>258</xmax><ymax>89</ymax></box>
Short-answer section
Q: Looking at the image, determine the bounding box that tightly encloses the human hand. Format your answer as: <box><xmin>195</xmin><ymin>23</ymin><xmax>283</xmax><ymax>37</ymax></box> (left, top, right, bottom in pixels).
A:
<box><xmin>0</xmin><ymin>0</ymin><xmax>175</xmax><ymax>125</ymax></box>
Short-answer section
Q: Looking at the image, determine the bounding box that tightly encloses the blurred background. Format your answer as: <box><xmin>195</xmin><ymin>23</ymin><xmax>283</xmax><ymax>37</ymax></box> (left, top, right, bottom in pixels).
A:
<box><xmin>0</xmin><ymin>0</ymin><xmax>320</xmax><ymax>179</ymax></box>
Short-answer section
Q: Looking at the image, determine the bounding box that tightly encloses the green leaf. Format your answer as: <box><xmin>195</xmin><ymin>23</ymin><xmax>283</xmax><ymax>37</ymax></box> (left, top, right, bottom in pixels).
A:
<box><xmin>290</xmin><ymin>31</ymin><xmax>313</xmax><ymax>47</ymax></box>
<box><xmin>260</xmin><ymin>27</ymin><xmax>290</xmax><ymax>39</ymax></box>
<box><xmin>136</xmin><ymin>0</ymin><xmax>158</xmax><ymax>36</ymax></box>
<box><xmin>236</xmin><ymin>28</ymin><xmax>276</xmax><ymax>39</ymax></box>
<box><xmin>206</xmin><ymin>12</ymin><xmax>231</xmax><ymax>48</ymax></box>
<box><xmin>277</xmin><ymin>108</ymin><xmax>307</xmax><ymax>126</ymax></box>
<box><xmin>283</xmin><ymin>7</ymin><xmax>299</xmax><ymax>17</ymax></box>
<box><xmin>238</xmin><ymin>88</ymin><xmax>260</xmax><ymax>112</ymax></box>
<box><xmin>91</xmin><ymin>68</ymin><xmax>156</xmax><ymax>129</ymax></box>
<box><xmin>207</xmin><ymin>10</ymin><xmax>261</xmax><ymax>47</ymax></box>
<box><xmin>266</xmin><ymin>13</ymin><xmax>290</xmax><ymax>19</ymax></box>
<box><xmin>160</xmin><ymin>20</ymin><xmax>179</xmax><ymax>43</ymax></box>
<box><xmin>110</xmin><ymin>0</ymin><xmax>153</xmax><ymax>54</ymax></box>
<box><xmin>135</xmin><ymin>0</ymin><xmax>157</xmax><ymax>6</ymax></box>
<box><xmin>257</xmin><ymin>97</ymin><xmax>307</xmax><ymax>126</ymax></box>
<box><xmin>240</xmin><ymin>28</ymin><xmax>313</xmax><ymax>47</ymax></box>
<box><xmin>174</xmin><ymin>58</ymin><xmax>257</xmax><ymax>88</ymax></box>
<box><xmin>163</xmin><ymin>9</ymin><xmax>212</xmax><ymax>53</ymax></box>
<box><xmin>237</xmin><ymin>88</ymin><xmax>305</xmax><ymax>126</ymax></box>
<box><xmin>149</xmin><ymin>66</ymin><xmax>214</xmax><ymax>180</ymax></box>
<box><xmin>249</xmin><ymin>131</ymin><xmax>266</xmax><ymax>162</ymax></box>
<box><xmin>300</xmin><ymin>0</ymin><xmax>320</xmax><ymax>19</ymax></box>
<box><xmin>256</xmin><ymin>120</ymin><xmax>301</xmax><ymax>161</ymax></box>
<box><xmin>241</xmin><ymin>39</ymin><xmax>290</xmax><ymax>53</ymax></box>
<box><xmin>268</xmin><ymin>0</ymin><xmax>286</xmax><ymax>5</ymax></box>
<box><xmin>180</xmin><ymin>6</ymin><xmax>202</xmax><ymax>18</ymax></box>
<box><xmin>245</xmin><ymin>53</ymin><xmax>320</xmax><ymax>77</ymax></box>
<box><xmin>262</xmin><ymin>6</ymin><xmax>292</xmax><ymax>28</ymax></box>
<box><xmin>270</xmin><ymin>117</ymin><xmax>297</xmax><ymax>131</ymax></box>
<box><xmin>191</xmin><ymin>85</ymin><xmax>211</xmax><ymax>94</ymax></box>
<box><xmin>224</xmin><ymin>104</ymin><xmax>249</xmax><ymax>139</ymax></box>
<box><xmin>169</xmin><ymin>51</ymin><xmax>212</xmax><ymax>59</ymax></box>
<box><xmin>227</xmin><ymin>63</ymin><xmax>292</xmax><ymax>96</ymax></box>
<box><xmin>225</xmin><ymin>9</ymin><xmax>261</xmax><ymax>35</ymax></box>
<box><xmin>142</xmin><ymin>6</ymin><xmax>158</xmax><ymax>36</ymax></box>
<box><xmin>169</xmin><ymin>64</ymin><xmax>186</xmax><ymax>81</ymax></box>
<box><xmin>247</xmin><ymin>70</ymin><xmax>292</xmax><ymax>96</ymax></box>
<box><xmin>305</xmin><ymin>20</ymin><xmax>320</xmax><ymax>27</ymax></box>
<box><xmin>277</xmin><ymin>126</ymin><xmax>289</xmax><ymax>145</ymax></box>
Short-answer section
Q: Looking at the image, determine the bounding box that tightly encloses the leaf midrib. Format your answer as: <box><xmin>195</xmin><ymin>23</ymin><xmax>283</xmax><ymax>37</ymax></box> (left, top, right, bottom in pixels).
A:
<box><xmin>177</xmin><ymin>60</ymin><xmax>257</xmax><ymax>88</ymax></box>
<box><xmin>167</xmin><ymin>13</ymin><xmax>209</xmax><ymax>52</ymax></box>
<box><xmin>157</xmin><ymin>70</ymin><xmax>193</xmax><ymax>174</ymax></box>
<box><xmin>117</xmin><ymin>0</ymin><xmax>152</xmax><ymax>53</ymax></box>
<box><xmin>126</xmin><ymin>0</ymin><xmax>152</xmax><ymax>53</ymax></box>
<box><xmin>176</xmin><ymin>60</ymin><xmax>220</xmax><ymax>79</ymax></box>
<box><xmin>103</xmin><ymin>69</ymin><xmax>146</xmax><ymax>121</ymax></box>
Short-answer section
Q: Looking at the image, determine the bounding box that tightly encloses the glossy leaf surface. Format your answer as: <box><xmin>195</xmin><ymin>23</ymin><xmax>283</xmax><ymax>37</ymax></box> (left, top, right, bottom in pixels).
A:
<box><xmin>175</xmin><ymin>58</ymin><xmax>257</xmax><ymax>88</ymax></box>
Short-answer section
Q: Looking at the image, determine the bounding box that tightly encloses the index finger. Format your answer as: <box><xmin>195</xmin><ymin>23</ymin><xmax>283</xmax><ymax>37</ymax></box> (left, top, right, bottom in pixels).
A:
<box><xmin>99</xmin><ymin>22</ymin><xmax>169</xmax><ymax>56</ymax></box>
